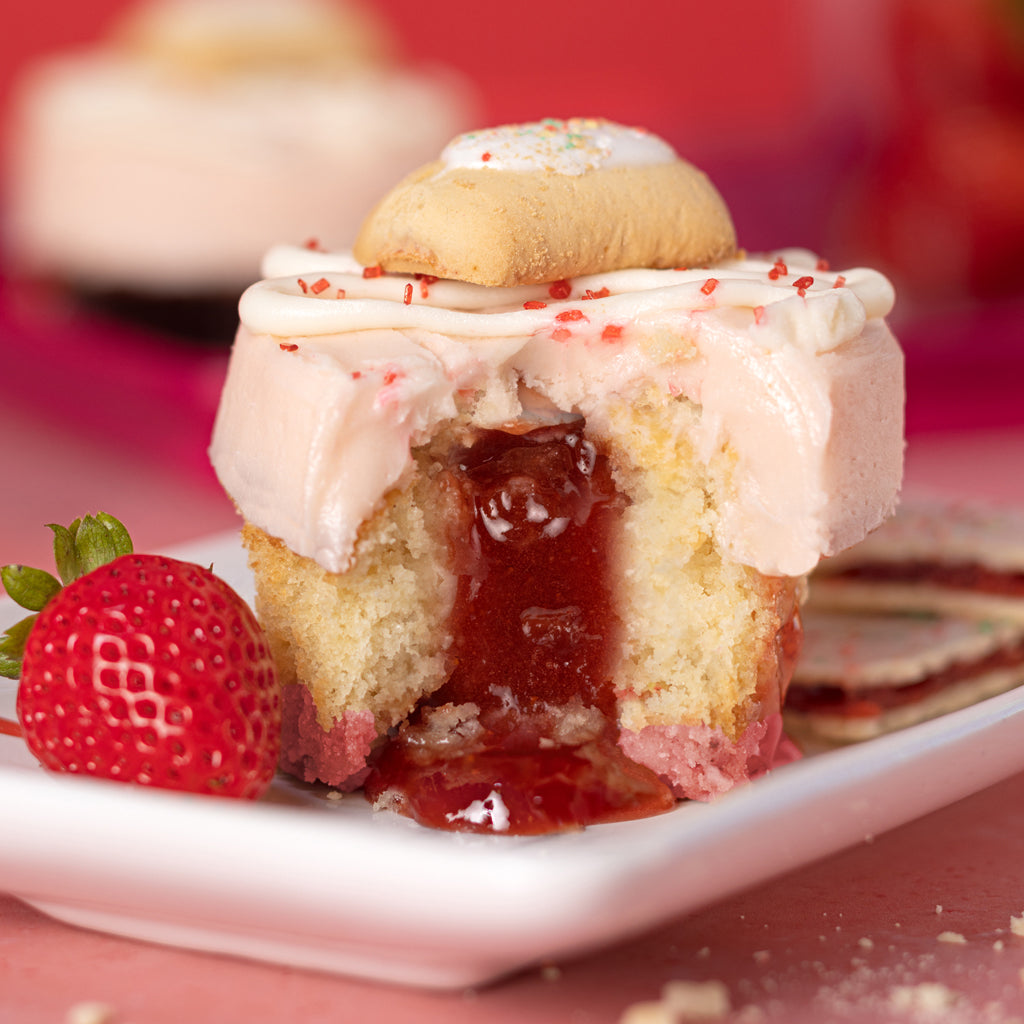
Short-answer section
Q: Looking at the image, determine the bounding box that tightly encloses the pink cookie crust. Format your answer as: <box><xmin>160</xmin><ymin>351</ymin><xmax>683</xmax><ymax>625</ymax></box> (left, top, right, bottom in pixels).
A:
<box><xmin>618</xmin><ymin>713</ymin><xmax>801</xmax><ymax>801</ymax></box>
<box><xmin>281</xmin><ymin>677</ymin><xmax>799</xmax><ymax>803</ymax></box>
<box><xmin>279</xmin><ymin>684</ymin><xmax>376</xmax><ymax>790</ymax></box>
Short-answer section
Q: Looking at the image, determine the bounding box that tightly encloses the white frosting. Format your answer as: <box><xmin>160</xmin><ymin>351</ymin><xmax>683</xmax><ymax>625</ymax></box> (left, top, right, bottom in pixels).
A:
<box><xmin>6</xmin><ymin>55</ymin><xmax>473</xmax><ymax>291</ymax></box>
<box><xmin>437</xmin><ymin>118</ymin><xmax>677</xmax><ymax>176</ymax></box>
<box><xmin>210</xmin><ymin>246</ymin><xmax>904</xmax><ymax>577</ymax></box>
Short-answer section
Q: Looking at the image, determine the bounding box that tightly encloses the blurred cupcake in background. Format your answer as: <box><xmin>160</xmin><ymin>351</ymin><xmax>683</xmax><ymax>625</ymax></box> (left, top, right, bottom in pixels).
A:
<box><xmin>3</xmin><ymin>0</ymin><xmax>476</xmax><ymax>344</ymax></box>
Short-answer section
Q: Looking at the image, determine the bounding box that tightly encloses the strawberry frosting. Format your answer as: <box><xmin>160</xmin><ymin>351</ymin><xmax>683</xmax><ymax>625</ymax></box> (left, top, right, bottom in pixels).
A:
<box><xmin>211</xmin><ymin>246</ymin><xmax>903</xmax><ymax>579</ymax></box>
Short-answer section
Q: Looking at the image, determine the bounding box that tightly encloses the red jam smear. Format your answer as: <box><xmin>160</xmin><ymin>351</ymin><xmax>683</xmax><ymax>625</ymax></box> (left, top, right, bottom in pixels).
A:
<box><xmin>363</xmin><ymin>422</ymin><xmax>676</xmax><ymax>834</ymax></box>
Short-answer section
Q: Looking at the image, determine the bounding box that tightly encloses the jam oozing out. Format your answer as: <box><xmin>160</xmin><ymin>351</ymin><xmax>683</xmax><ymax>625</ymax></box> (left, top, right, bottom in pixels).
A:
<box><xmin>363</xmin><ymin>422</ymin><xmax>676</xmax><ymax>834</ymax></box>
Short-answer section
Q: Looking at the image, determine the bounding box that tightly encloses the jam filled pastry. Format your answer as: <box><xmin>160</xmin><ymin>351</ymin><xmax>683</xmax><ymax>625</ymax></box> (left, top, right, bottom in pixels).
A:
<box><xmin>210</xmin><ymin>118</ymin><xmax>906</xmax><ymax>833</ymax></box>
<box><xmin>788</xmin><ymin>499</ymin><xmax>1024</xmax><ymax>743</ymax></box>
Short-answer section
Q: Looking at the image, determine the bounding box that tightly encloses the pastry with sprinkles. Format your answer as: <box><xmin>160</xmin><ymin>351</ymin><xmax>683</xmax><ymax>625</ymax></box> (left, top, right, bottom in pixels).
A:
<box><xmin>786</xmin><ymin>610</ymin><xmax>1024</xmax><ymax>744</ymax></box>
<box><xmin>804</xmin><ymin>498</ymin><xmax>1024</xmax><ymax>624</ymax></box>
<box><xmin>787</xmin><ymin>498</ymin><xmax>1024</xmax><ymax>743</ymax></box>
<box><xmin>209</xmin><ymin>117</ymin><xmax>906</xmax><ymax>834</ymax></box>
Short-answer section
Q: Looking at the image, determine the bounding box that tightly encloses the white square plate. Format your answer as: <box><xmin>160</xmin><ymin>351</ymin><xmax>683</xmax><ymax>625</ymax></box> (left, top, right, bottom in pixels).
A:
<box><xmin>3</xmin><ymin>530</ymin><xmax>1024</xmax><ymax>989</ymax></box>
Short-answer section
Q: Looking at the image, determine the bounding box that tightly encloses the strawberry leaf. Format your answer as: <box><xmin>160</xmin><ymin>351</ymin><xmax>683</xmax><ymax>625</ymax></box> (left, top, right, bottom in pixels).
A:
<box><xmin>0</xmin><ymin>512</ymin><xmax>136</xmax><ymax>679</ymax></box>
<box><xmin>0</xmin><ymin>614</ymin><xmax>36</xmax><ymax>678</ymax></box>
<box><xmin>95</xmin><ymin>512</ymin><xmax>133</xmax><ymax>557</ymax></box>
<box><xmin>0</xmin><ymin>564</ymin><xmax>61</xmax><ymax>612</ymax></box>
<box><xmin>48</xmin><ymin>512</ymin><xmax>133</xmax><ymax>583</ymax></box>
<box><xmin>74</xmin><ymin>515</ymin><xmax>121</xmax><ymax>576</ymax></box>
<box><xmin>48</xmin><ymin>523</ymin><xmax>80</xmax><ymax>584</ymax></box>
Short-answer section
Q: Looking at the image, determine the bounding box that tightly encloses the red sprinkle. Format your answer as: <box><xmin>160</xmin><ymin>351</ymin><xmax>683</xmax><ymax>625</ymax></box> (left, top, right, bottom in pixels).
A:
<box><xmin>481</xmin><ymin>151</ymin><xmax>492</xmax><ymax>162</ymax></box>
<box><xmin>816</xmin><ymin>257</ymin><xmax>831</xmax><ymax>271</ymax></box>
<box><xmin>701</xmin><ymin>278</ymin><xmax>719</xmax><ymax>296</ymax></box>
<box><xmin>768</xmin><ymin>258</ymin><xmax>788</xmax><ymax>280</ymax></box>
<box><xmin>833</xmin><ymin>275</ymin><xmax>847</xmax><ymax>289</ymax></box>
<box><xmin>551</xmin><ymin>327</ymin><xmax>572</xmax><ymax>342</ymax></box>
<box><xmin>548</xmin><ymin>279</ymin><xmax>572</xmax><ymax>300</ymax></box>
<box><xmin>601</xmin><ymin>324</ymin><xmax>623</xmax><ymax>342</ymax></box>
<box><xmin>310</xmin><ymin>277</ymin><xmax>330</xmax><ymax>295</ymax></box>
<box><xmin>363</xmin><ymin>265</ymin><xmax>384</xmax><ymax>279</ymax></box>
<box><xmin>404</xmin><ymin>283</ymin><xmax>413</xmax><ymax>305</ymax></box>
<box><xmin>583</xmin><ymin>287</ymin><xmax>610</xmax><ymax>300</ymax></box>
<box><xmin>416</xmin><ymin>273</ymin><xmax>438</xmax><ymax>299</ymax></box>
<box><xmin>753</xmin><ymin>305</ymin><xmax>766</xmax><ymax>324</ymax></box>
<box><xmin>523</xmin><ymin>300</ymin><xmax>548</xmax><ymax>310</ymax></box>
<box><xmin>793</xmin><ymin>275</ymin><xmax>814</xmax><ymax>296</ymax></box>
<box><xmin>352</xmin><ymin>371</ymin><xmax>362</xmax><ymax>379</ymax></box>
<box><xmin>297</xmin><ymin>278</ymin><xmax>309</xmax><ymax>294</ymax></box>
<box><xmin>303</xmin><ymin>238</ymin><xmax>324</xmax><ymax>251</ymax></box>
<box><xmin>279</xmin><ymin>342</ymin><xmax>299</xmax><ymax>352</ymax></box>
<box><xmin>383</xmin><ymin>369</ymin><xmax>399</xmax><ymax>386</ymax></box>
<box><xmin>555</xmin><ymin>309</ymin><xmax>586</xmax><ymax>322</ymax></box>
<box><xmin>336</xmin><ymin>287</ymin><xmax>347</xmax><ymax>299</ymax></box>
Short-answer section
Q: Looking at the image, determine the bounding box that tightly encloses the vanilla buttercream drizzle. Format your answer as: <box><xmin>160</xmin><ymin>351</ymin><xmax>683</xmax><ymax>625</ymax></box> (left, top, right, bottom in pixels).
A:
<box><xmin>242</xmin><ymin>246</ymin><xmax>895</xmax><ymax>344</ymax></box>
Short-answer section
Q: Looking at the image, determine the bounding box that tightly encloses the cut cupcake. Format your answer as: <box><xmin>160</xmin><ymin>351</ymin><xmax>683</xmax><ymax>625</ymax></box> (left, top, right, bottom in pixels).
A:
<box><xmin>209</xmin><ymin>118</ymin><xmax>905</xmax><ymax>833</ymax></box>
<box><xmin>4</xmin><ymin>0</ymin><xmax>474</xmax><ymax>344</ymax></box>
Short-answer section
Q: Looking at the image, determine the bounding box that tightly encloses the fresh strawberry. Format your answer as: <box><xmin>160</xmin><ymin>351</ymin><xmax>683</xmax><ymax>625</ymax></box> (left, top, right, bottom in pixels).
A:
<box><xmin>1</xmin><ymin>514</ymin><xmax>280</xmax><ymax>799</ymax></box>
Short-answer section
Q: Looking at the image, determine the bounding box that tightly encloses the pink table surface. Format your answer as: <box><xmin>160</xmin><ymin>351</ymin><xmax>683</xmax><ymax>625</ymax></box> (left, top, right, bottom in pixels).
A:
<box><xmin>3</xmin><ymin>301</ymin><xmax>1024</xmax><ymax>1021</ymax></box>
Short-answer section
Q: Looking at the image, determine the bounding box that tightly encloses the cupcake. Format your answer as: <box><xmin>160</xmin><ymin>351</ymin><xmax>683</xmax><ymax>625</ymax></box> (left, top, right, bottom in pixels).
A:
<box><xmin>210</xmin><ymin>118</ymin><xmax>906</xmax><ymax>833</ymax></box>
<box><xmin>4</xmin><ymin>0</ymin><xmax>475</xmax><ymax>343</ymax></box>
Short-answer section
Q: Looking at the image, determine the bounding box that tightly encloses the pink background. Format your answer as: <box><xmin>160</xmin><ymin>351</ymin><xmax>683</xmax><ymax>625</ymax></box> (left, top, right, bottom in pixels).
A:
<box><xmin>2</xmin><ymin>1</ymin><xmax>1024</xmax><ymax>1020</ymax></box>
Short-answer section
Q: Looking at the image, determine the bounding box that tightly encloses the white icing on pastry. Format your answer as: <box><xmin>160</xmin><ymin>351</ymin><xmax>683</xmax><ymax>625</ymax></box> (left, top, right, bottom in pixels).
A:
<box><xmin>437</xmin><ymin>117</ymin><xmax>677</xmax><ymax>176</ymax></box>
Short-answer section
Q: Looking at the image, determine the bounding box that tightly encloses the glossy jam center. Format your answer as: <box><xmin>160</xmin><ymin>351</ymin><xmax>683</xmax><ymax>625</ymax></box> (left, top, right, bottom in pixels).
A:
<box><xmin>364</xmin><ymin>422</ymin><xmax>675</xmax><ymax>834</ymax></box>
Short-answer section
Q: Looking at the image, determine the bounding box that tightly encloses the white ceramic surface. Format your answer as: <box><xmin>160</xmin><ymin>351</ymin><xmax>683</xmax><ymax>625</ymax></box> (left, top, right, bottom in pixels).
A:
<box><xmin>2</xmin><ymin>530</ymin><xmax>1024</xmax><ymax>989</ymax></box>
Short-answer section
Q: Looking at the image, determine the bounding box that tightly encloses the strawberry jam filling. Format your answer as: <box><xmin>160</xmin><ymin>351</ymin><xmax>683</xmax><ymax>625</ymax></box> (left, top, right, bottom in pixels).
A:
<box><xmin>787</xmin><ymin>637</ymin><xmax>1024</xmax><ymax>719</ymax></box>
<box><xmin>833</xmin><ymin>563</ymin><xmax>1024</xmax><ymax>597</ymax></box>
<box><xmin>363</xmin><ymin>422</ymin><xmax>676</xmax><ymax>834</ymax></box>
